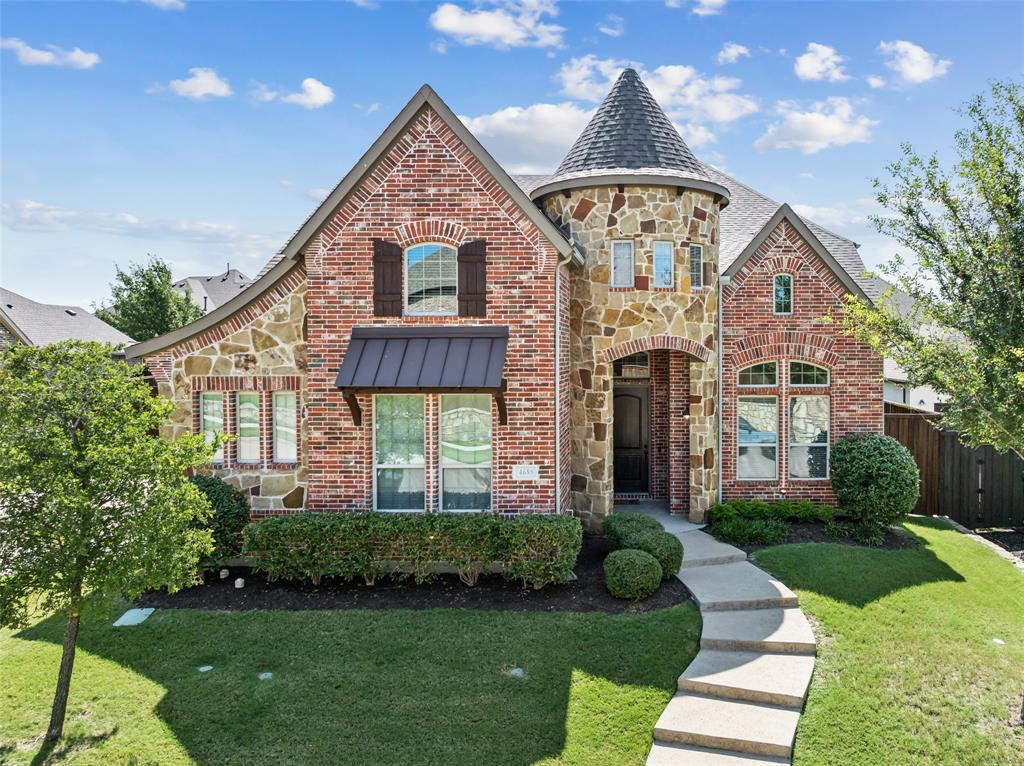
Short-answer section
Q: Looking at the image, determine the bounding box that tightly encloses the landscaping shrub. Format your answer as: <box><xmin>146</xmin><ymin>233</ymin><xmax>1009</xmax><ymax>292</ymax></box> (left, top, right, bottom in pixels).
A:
<box><xmin>824</xmin><ymin>518</ymin><xmax>885</xmax><ymax>547</ymax></box>
<box><xmin>712</xmin><ymin>517</ymin><xmax>788</xmax><ymax>546</ymax></box>
<box><xmin>242</xmin><ymin>512</ymin><xmax>581</xmax><ymax>589</ymax></box>
<box><xmin>710</xmin><ymin>499</ymin><xmax>835</xmax><ymax>526</ymax></box>
<box><xmin>621</xmin><ymin>530</ymin><xmax>683</xmax><ymax>580</ymax></box>
<box><xmin>190</xmin><ymin>474</ymin><xmax>251</xmax><ymax>560</ymax></box>
<box><xmin>603</xmin><ymin>549</ymin><xmax>662</xmax><ymax>600</ymax></box>
<box><xmin>602</xmin><ymin>513</ymin><xmax>663</xmax><ymax>550</ymax></box>
<box><xmin>824</xmin><ymin>519</ymin><xmax>855</xmax><ymax>540</ymax></box>
<box><xmin>831</xmin><ymin>434</ymin><xmax>920</xmax><ymax>526</ymax></box>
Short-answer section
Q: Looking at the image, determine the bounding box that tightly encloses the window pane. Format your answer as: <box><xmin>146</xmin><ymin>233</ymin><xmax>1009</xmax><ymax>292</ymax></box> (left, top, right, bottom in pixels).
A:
<box><xmin>738</xmin><ymin>396</ymin><xmax>777</xmax><ymax>479</ymax></box>
<box><xmin>653</xmin><ymin>241</ymin><xmax>674</xmax><ymax>288</ymax></box>
<box><xmin>690</xmin><ymin>245</ymin><xmax>703</xmax><ymax>287</ymax></box>
<box><xmin>442</xmin><ymin>468</ymin><xmax>491</xmax><ymax>511</ymax></box>
<box><xmin>613</xmin><ymin>352</ymin><xmax>650</xmax><ymax>378</ymax></box>
<box><xmin>374</xmin><ymin>395</ymin><xmax>424</xmax><ymax>466</ymax></box>
<box><xmin>237</xmin><ymin>392</ymin><xmax>260</xmax><ymax>463</ymax></box>
<box><xmin>612</xmin><ymin>242</ymin><xmax>633</xmax><ymax>287</ymax></box>
<box><xmin>406</xmin><ymin>244</ymin><xmax>457</xmax><ymax>315</ymax></box>
<box><xmin>790</xmin><ymin>362</ymin><xmax>829</xmax><ymax>386</ymax></box>
<box><xmin>739</xmin><ymin>446</ymin><xmax>777</xmax><ymax>480</ymax></box>
<box><xmin>774</xmin><ymin>274</ymin><xmax>792</xmax><ymax>314</ymax></box>
<box><xmin>440</xmin><ymin>395</ymin><xmax>491</xmax><ymax>465</ymax></box>
<box><xmin>790</xmin><ymin>446</ymin><xmax>828</xmax><ymax>479</ymax></box>
<box><xmin>200</xmin><ymin>392</ymin><xmax>224</xmax><ymax>463</ymax></box>
<box><xmin>376</xmin><ymin>468</ymin><xmax>425</xmax><ymax>511</ymax></box>
<box><xmin>273</xmin><ymin>391</ymin><xmax>297</xmax><ymax>463</ymax></box>
<box><xmin>790</xmin><ymin>396</ymin><xmax>829</xmax><ymax>444</ymax></box>
<box><xmin>738</xmin><ymin>362</ymin><xmax>777</xmax><ymax>386</ymax></box>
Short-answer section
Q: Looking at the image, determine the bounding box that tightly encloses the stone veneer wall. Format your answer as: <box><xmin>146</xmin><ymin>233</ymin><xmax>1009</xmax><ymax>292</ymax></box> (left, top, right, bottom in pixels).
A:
<box><xmin>542</xmin><ymin>185</ymin><xmax>721</xmax><ymax>525</ymax></box>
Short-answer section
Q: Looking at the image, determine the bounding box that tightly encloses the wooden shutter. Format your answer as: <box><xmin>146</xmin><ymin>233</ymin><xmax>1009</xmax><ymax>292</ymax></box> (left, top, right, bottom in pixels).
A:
<box><xmin>372</xmin><ymin>238</ymin><xmax>403</xmax><ymax>316</ymax></box>
<box><xmin>457</xmin><ymin>239</ymin><xmax>487</xmax><ymax>317</ymax></box>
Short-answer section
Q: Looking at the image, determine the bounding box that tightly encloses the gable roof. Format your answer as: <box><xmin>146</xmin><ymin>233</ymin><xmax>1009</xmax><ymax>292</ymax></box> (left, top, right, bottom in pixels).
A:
<box><xmin>173</xmin><ymin>268</ymin><xmax>253</xmax><ymax>312</ymax></box>
<box><xmin>0</xmin><ymin>287</ymin><xmax>134</xmax><ymax>346</ymax></box>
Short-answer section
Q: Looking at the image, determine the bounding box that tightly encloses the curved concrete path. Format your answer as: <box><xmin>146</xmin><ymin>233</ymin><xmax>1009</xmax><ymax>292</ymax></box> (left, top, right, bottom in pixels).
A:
<box><xmin>618</xmin><ymin>505</ymin><xmax>816</xmax><ymax>765</ymax></box>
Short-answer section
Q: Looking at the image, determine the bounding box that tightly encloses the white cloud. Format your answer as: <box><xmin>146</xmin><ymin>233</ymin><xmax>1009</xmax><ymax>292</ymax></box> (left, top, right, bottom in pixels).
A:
<box><xmin>676</xmin><ymin>123</ymin><xmax>717</xmax><ymax>148</ymax></box>
<box><xmin>557</xmin><ymin>54</ymin><xmax>636</xmax><ymax>101</ymax></box>
<box><xmin>431</xmin><ymin>39</ymin><xmax>448</xmax><ymax>54</ymax></box>
<box><xmin>717</xmin><ymin>42</ymin><xmax>750</xmax><ymax>65</ymax></box>
<box><xmin>1</xmin><ymin>38</ymin><xmax>100</xmax><ymax>69</ymax></box>
<box><xmin>791</xmin><ymin>197</ymin><xmax>879</xmax><ymax>229</ymax></box>
<box><xmin>878</xmin><ymin>40</ymin><xmax>951</xmax><ymax>85</ymax></box>
<box><xmin>140</xmin><ymin>0</ymin><xmax>186</xmax><ymax>9</ymax></box>
<box><xmin>794</xmin><ymin>43</ymin><xmax>851</xmax><ymax>82</ymax></box>
<box><xmin>597</xmin><ymin>14</ymin><xmax>624</xmax><ymax>38</ymax></box>
<box><xmin>429</xmin><ymin>1</ymin><xmax>565</xmax><ymax>50</ymax></box>
<box><xmin>799</xmin><ymin>171</ymin><xmax>814</xmax><ymax>179</ymax></box>
<box><xmin>754</xmin><ymin>97</ymin><xmax>876</xmax><ymax>154</ymax></box>
<box><xmin>249</xmin><ymin>82</ymin><xmax>279</xmax><ymax>103</ymax></box>
<box><xmin>691</xmin><ymin>0</ymin><xmax>727</xmax><ymax>17</ymax></box>
<box><xmin>281</xmin><ymin>77</ymin><xmax>335</xmax><ymax>109</ymax></box>
<box><xmin>344</xmin><ymin>0</ymin><xmax>379</xmax><ymax>8</ymax></box>
<box><xmin>867</xmin><ymin>75</ymin><xmax>886</xmax><ymax>89</ymax></box>
<box><xmin>354</xmin><ymin>102</ymin><xmax>380</xmax><ymax>114</ymax></box>
<box><xmin>160</xmin><ymin>67</ymin><xmax>232</xmax><ymax>100</ymax></box>
<box><xmin>305</xmin><ymin>188</ymin><xmax>331</xmax><ymax>201</ymax></box>
<box><xmin>460</xmin><ymin>102</ymin><xmax>594</xmax><ymax>173</ymax></box>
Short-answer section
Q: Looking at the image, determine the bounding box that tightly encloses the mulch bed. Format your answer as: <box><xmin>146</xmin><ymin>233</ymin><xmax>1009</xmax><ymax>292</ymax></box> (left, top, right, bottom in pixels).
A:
<box><xmin>138</xmin><ymin>535</ymin><xmax>691</xmax><ymax>614</ymax></box>
<box><xmin>977</xmin><ymin>528</ymin><xmax>1024</xmax><ymax>561</ymax></box>
<box><xmin>735</xmin><ymin>521</ymin><xmax>921</xmax><ymax>555</ymax></box>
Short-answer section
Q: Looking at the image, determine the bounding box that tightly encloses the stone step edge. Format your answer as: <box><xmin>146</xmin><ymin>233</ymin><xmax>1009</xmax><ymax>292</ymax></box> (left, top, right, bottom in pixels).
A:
<box><xmin>680</xmin><ymin>553</ymin><xmax>748</xmax><ymax>569</ymax></box>
<box><xmin>697</xmin><ymin>596</ymin><xmax>800</xmax><ymax>612</ymax></box>
<box><xmin>700</xmin><ymin>635</ymin><xmax>816</xmax><ymax>655</ymax></box>
<box><xmin>678</xmin><ymin>674</ymin><xmax>808</xmax><ymax>709</ymax></box>
<box><xmin>647</xmin><ymin>741</ymin><xmax>790</xmax><ymax>766</ymax></box>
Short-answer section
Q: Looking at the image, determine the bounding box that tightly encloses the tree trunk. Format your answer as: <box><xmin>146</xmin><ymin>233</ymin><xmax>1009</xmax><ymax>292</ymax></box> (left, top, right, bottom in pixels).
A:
<box><xmin>45</xmin><ymin>585</ymin><xmax>82</xmax><ymax>743</ymax></box>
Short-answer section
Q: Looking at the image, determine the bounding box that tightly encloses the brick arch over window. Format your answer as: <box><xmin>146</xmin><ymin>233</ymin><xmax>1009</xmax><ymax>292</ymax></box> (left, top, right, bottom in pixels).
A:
<box><xmin>732</xmin><ymin>331</ymin><xmax>839</xmax><ymax>370</ymax></box>
<box><xmin>394</xmin><ymin>219</ymin><xmax>470</xmax><ymax>249</ymax></box>
<box><xmin>602</xmin><ymin>334</ymin><xmax>711</xmax><ymax>364</ymax></box>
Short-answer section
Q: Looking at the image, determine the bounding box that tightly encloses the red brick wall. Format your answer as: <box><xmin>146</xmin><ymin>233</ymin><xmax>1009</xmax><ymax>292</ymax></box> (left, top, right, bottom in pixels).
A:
<box><xmin>304</xmin><ymin>105</ymin><xmax>563</xmax><ymax>514</ymax></box>
<box><xmin>721</xmin><ymin>219</ymin><xmax>883</xmax><ymax>505</ymax></box>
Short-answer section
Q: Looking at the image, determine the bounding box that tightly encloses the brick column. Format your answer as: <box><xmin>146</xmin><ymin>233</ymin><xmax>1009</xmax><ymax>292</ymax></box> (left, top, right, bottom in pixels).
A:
<box><xmin>668</xmin><ymin>351</ymin><xmax>690</xmax><ymax>514</ymax></box>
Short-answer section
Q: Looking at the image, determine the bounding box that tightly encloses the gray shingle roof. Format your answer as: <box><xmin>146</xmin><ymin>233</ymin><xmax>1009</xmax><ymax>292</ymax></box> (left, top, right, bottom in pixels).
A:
<box><xmin>0</xmin><ymin>287</ymin><xmax>134</xmax><ymax>346</ymax></box>
<box><xmin>172</xmin><ymin>268</ymin><xmax>254</xmax><ymax>312</ymax></box>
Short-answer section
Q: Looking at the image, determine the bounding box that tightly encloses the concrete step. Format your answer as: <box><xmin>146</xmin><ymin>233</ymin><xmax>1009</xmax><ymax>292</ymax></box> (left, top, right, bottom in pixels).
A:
<box><xmin>701</xmin><ymin>607</ymin><xmax>816</xmax><ymax>655</ymax></box>
<box><xmin>678</xmin><ymin>531</ymin><xmax>747</xmax><ymax>569</ymax></box>
<box><xmin>679</xmin><ymin>561</ymin><xmax>798</xmax><ymax>612</ymax></box>
<box><xmin>654</xmin><ymin>693</ymin><xmax>800</xmax><ymax>759</ymax></box>
<box><xmin>678</xmin><ymin>649</ymin><xmax>815</xmax><ymax>708</ymax></box>
<box><xmin>647</xmin><ymin>742</ymin><xmax>789</xmax><ymax>766</ymax></box>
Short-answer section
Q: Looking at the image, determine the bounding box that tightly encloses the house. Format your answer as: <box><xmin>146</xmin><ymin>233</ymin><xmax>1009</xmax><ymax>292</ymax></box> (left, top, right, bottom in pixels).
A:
<box><xmin>124</xmin><ymin>70</ymin><xmax>883</xmax><ymax>527</ymax></box>
<box><xmin>0</xmin><ymin>286</ymin><xmax>133</xmax><ymax>351</ymax></box>
<box><xmin>172</xmin><ymin>267</ymin><xmax>253</xmax><ymax>313</ymax></box>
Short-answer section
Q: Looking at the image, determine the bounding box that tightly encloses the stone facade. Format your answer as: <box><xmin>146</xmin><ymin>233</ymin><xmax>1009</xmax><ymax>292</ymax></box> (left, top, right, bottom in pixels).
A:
<box><xmin>542</xmin><ymin>185</ymin><xmax>721</xmax><ymax>524</ymax></box>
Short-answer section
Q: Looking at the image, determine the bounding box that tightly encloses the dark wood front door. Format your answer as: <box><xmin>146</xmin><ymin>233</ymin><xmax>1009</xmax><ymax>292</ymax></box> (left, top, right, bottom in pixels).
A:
<box><xmin>613</xmin><ymin>385</ymin><xmax>649</xmax><ymax>493</ymax></box>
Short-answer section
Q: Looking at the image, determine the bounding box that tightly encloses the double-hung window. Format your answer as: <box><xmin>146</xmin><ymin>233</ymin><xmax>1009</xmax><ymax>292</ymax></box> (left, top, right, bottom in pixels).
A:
<box><xmin>236</xmin><ymin>392</ymin><xmax>261</xmax><ymax>464</ymax></box>
<box><xmin>199</xmin><ymin>392</ymin><xmax>225</xmax><ymax>464</ymax></box>
<box><xmin>653</xmin><ymin>241</ymin><xmax>674</xmax><ymax>288</ymax></box>
<box><xmin>273</xmin><ymin>391</ymin><xmax>298</xmax><ymax>463</ymax></box>
<box><xmin>405</xmin><ymin>243</ymin><xmax>457</xmax><ymax>315</ymax></box>
<box><xmin>737</xmin><ymin>396</ymin><xmax>777</xmax><ymax>479</ymax></box>
<box><xmin>689</xmin><ymin>244</ymin><xmax>703</xmax><ymax>288</ymax></box>
<box><xmin>374</xmin><ymin>394</ymin><xmax>426</xmax><ymax>511</ymax></box>
<box><xmin>790</xmin><ymin>396</ymin><xmax>829</xmax><ymax>479</ymax></box>
<box><xmin>611</xmin><ymin>241</ymin><xmax>634</xmax><ymax>287</ymax></box>
<box><xmin>440</xmin><ymin>394</ymin><xmax>492</xmax><ymax>511</ymax></box>
<box><xmin>774</xmin><ymin>274</ymin><xmax>793</xmax><ymax>315</ymax></box>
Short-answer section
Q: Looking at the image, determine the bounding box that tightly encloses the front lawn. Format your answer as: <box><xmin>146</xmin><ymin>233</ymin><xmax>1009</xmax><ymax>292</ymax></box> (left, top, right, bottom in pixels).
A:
<box><xmin>0</xmin><ymin>603</ymin><xmax>699</xmax><ymax>765</ymax></box>
<box><xmin>756</xmin><ymin>517</ymin><xmax>1024</xmax><ymax>766</ymax></box>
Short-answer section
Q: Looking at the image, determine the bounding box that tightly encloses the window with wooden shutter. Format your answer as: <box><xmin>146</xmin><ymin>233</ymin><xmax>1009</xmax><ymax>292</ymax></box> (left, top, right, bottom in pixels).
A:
<box><xmin>372</xmin><ymin>238</ymin><xmax>403</xmax><ymax>316</ymax></box>
<box><xmin>457</xmin><ymin>239</ymin><xmax>487</xmax><ymax>317</ymax></box>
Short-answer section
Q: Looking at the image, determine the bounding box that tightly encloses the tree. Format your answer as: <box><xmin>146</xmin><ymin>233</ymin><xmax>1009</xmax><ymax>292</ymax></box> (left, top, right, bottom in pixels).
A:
<box><xmin>843</xmin><ymin>80</ymin><xmax>1024</xmax><ymax>458</ymax></box>
<box><xmin>94</xmin><ymin>257</ymin><xmax>203</xmax><ymax>342</ymax></box>
<box><xmin>0</xmin><ymin>341</ymin><xmax>213</xmax><ymax>742</ymax></box>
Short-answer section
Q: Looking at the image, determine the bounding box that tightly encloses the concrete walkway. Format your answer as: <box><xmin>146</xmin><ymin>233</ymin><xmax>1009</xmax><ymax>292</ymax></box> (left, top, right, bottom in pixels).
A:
<box><xmin>618</xmin><ymin>505</ymin><xmax>816</xmax><ymax>765</ymax></box>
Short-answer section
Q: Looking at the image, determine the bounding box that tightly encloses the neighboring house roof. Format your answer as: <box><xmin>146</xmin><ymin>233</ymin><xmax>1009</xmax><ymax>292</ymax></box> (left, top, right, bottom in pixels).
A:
<box><xmin>172</xmin><ymin>268</ymin><xmax>253</xmax><ymax>312</ymax></box>
<box><xmin>0</xmin><ymin>287</ymin><xmax>134</xmax><ymax>346</ymax></box>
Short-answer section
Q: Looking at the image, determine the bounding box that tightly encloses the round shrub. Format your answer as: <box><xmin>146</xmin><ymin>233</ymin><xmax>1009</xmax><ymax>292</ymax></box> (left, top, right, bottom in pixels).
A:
<box><xmin>604</xmin><ymin>549</ymin><xmax>662</xmax><ymax>600</ymax></box>
<box><xmin>830</xmin><ymin>434</ymin><xmax>919</xmax><ymax>526</ymax></box>
<box><xmin>190</xmin><ymin>474</ymin><xmax>250</xmax><ymax>560</ymax></box>
<box><xmin>602</xmin><ymin>513</ymin><xmax>662</xmax><ymax>550</ymax></box>
<box><xmin>622</xmin><ymin>530</ymin><xmax>683</xmax><ymax>580</ymax></box>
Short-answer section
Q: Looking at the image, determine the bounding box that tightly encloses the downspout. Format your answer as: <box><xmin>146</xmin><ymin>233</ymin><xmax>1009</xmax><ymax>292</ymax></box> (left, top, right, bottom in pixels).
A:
<box><xmin>554</xmin><ymin>243</ymin><xmax>578</xmax><ymax>515</ymax></box>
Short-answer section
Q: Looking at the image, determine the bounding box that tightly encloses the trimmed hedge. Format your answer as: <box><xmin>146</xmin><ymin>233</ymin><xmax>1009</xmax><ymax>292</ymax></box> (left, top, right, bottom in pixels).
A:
<box><xmin>712</xmin><ymin>517</ymin><xmax>788</xmax><ymax>546</ymax></box>
<box><xmin>242</xmin><ymin>512</ymin><xmax>582</xmax><ymax>589</ymax></box>
<box><xmin>709</xmin><ymin>499</ymin><xmax>834</xmax><ymax>525</ymax></box>
<box><xmin>602</xmin><ymin>513</ymin><xmax>663</xmax><ymax>550</ymax></box>
<box><xmin>604</xmin><ymin>549</ymin><xmax>662</xmax><ymax>600</ymax></box>
<box><xmin>622</xmin><ymin>530</ymin><xmax>683</xmax><ymax>580</ymax></box>
<box><xmin>190</xmin><ymin>474</ymin><xmax>251</xmax><ymax>560</ymax></box>
<box><xmin>831</xmin><ymin>434</ymin><xmax>920</xmax><ymax>526</ymax></box>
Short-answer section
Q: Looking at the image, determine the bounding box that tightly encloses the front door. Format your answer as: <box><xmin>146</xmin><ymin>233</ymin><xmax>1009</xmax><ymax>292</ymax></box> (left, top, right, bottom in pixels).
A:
<box><xmin>613</xmin><ymin>385</ymin><xmax>649</xmax><ymax>493</ymax></box>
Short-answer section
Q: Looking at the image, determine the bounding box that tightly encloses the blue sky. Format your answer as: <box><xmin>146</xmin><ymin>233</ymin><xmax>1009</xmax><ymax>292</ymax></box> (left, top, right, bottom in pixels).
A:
<box><xmin>2</xmin><ymin>0</ymin><xmax>1022</xmax><ymax>307</ymax></box>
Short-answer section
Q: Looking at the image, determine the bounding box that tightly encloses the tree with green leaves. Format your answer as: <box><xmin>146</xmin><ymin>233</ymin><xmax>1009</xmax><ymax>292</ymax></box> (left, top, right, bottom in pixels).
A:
<box><xmin>0</xmin><ymin>341</ymin><xmax>213</xmax><ymax>742</ymax></box>
<box><xmin>94</xmin><ymin>257</ymin><xmax>203</xmax><ymax>342</ymax></box>
<box><xmin>843</xmin><ymin>80</ymin><xmax>1024</xmax><ymax>458</ymax></box>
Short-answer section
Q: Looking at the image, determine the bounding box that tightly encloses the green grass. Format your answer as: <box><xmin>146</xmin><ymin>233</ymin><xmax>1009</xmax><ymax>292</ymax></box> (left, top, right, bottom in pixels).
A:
<box><xmin>0</xmin><ymin>603</ymin><xmax>699</xmax><ymax>766</ymax></box>
<box><xmin>756</xmin><ymin>517</ymin><xmax>1024</xmax><ymax>766</ymax></box>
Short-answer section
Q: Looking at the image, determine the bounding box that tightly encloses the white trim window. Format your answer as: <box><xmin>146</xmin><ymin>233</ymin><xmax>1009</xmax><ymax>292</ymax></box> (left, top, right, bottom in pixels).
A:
<box><xmin>689</xmin><ymin>244</ymin><xmax>703</xmax><ymax>288</ymax></box>
<box><xmin>439</xmin><ymin>394</ymin><xmax>492</xmax><ymax>511</ymax></box>
<box><xmin>790</xmin><ymin>361</ymin><xmax>829</xmax><ymax>386</ymax></box>
<box><xmin>774</xmin><ymin>274</ymin><xmax>793</xmax><ymax>315</ymax></box>
<box><xmin>653</xmin><ymin>241</ymin><xmax>674</xmax><ymax>288</ymax></box>
<box><xmin>373</xmin><ymin>394</ymin><xmax>426</xmax><ymax>511</ymax></box>
<box><xmin>737</xmin><ymin>396</ymin><xmax>777</xmax><ymax>480</ymax></box>
<box><xmin>790</xmin><ymin>395</ymin><xmax>829</xmax><ymax>479</ymax></box>
<box><xmin>738</xmin><ymin>361</ymin><xmax>777</xmax><ymax>387</ymax></box>
<box><xmin>405</xmin><ymin>243</ymin><xmax>458</xmax><ymax>316</ymax></box>
<box><xmin>199</xmin><ymin>391</ymin><xmax>225</xmax><ymax>464</ymax></box>
<box><xmin>236</xmin><ymin>392</ymin><xmax>261</xmax><ymax>464</ymax></box>
<box><xmin>272</xmin><ymin>391</ymin><xmax>298</xmax><ymax>463</ymax></box>
<box><xmin>611</xmin><ymin>240</ymin><xmax>634</xmax><ymax>287</ymax></box>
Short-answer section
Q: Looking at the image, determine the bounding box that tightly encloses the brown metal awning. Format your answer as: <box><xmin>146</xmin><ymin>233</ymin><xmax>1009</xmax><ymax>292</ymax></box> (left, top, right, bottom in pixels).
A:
<box><xmin>335</xmin><ymin>325</ymin><xmax>510</xmax><ymax>425</ymax></box>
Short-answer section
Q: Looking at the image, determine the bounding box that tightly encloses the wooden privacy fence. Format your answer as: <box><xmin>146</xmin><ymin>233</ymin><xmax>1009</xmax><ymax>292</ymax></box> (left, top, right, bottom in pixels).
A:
<box><xmin>884</xmin><ymin>403</ymin><xmax>1024</xmax><ymax>528</ymax></box>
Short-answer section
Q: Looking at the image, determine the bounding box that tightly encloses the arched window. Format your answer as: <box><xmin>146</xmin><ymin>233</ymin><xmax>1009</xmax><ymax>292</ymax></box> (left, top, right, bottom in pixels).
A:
<box><xmin>773</xmin><ymin>274</ymin><xmax>793</xmax><ymax>315</ymax></box>
<box><xmin>789</xmin><ymin>361</ymin><xmax>829</xmax><ymax>386</ymax></box>
<box><xmin>738</xmin><ymin>361</ymin><xmax>777</xmax><ymax>386</ymax></box>
<box><xmin>405</xmin><ymin>243</ymin><xmax>457</xmax><ymax>315</ymax></box>
<box><xmin>613</xmin><ymin>352</ymin><xmax>650</xmax><ymax>379</ymax></box>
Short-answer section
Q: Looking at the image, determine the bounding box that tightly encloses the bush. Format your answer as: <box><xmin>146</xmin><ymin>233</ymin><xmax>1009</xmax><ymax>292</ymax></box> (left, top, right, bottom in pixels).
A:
<box><xmin>824</xmin><ymin>518</ymin><xmax>885</xmax><ymax>546</ymax></box>
<box><xmin>710</xmin><ymin>499</ymin><xmax>835</xmax><ymax>525</ymax></box>
<box><xmin>242</xmin><ymin>512</ymin><xmax>581</xmax><ymax>589</ymax></box>
<box><xmin>602</xmin><ymin>513</ymin><xmax>663</xmax><ymax>550</ymax></box>
<box><xmin>622</xmin><ymin>530</ymin><xmax>683</xmax><ymax>580</ymax></box>
<box><xmin>831</xmin><ymin>434</ymin><xmax>920</xmax><ymax>526</ymax></box>
<box><xmin>603</xmin><ymin>549</ymin><xmax>662</xmax><ymax>600</ymax></box>
<box><xmin>190</xmin><ymin>475</ymin><xmax>251</xmax><ymax>560</ymax></box>
<box><xmin>824</xmin><ymin>519</ymin><xmax>855</xmax><ymax>539</ymax></box>
<box><xmin>712</xmin><ymin>517</ymin><xmax>788</xmax><ymax>546</ymax></box>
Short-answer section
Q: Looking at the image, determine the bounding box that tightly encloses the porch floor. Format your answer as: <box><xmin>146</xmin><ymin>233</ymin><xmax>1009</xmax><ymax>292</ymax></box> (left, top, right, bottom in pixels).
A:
<box><xmin>613</xmin><ymin>501</ymin><xmax>705</xmax><ymax>535</ymax></box>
